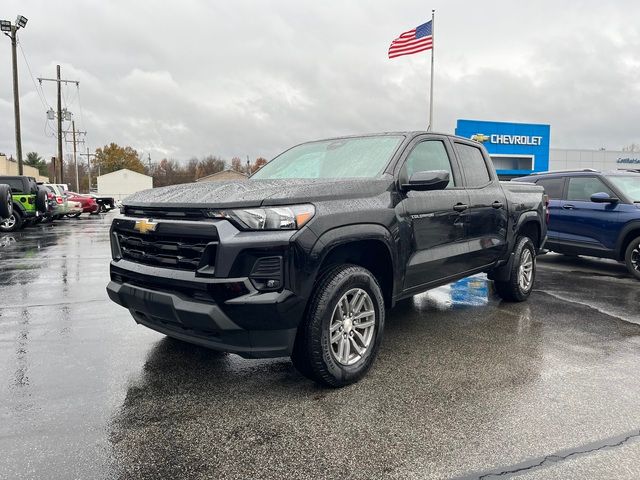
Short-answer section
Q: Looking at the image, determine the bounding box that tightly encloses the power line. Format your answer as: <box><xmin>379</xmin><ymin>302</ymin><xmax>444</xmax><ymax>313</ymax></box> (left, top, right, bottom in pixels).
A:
<box><xmin>16</xmin><ymin>39</ymin><xmax>50</xmax><ymax>110</ymax></box>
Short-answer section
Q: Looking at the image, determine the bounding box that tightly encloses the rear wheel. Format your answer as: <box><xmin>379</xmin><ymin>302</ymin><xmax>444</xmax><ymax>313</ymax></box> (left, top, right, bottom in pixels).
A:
<box><xmin>624</xmin><ymin>236</ymin><xmax>640</xmax><ymax>281</ymax></box>
<box><xmin>494</xmin><ymin>236</ymin><xmax>536</xmax><ymax>302</ymax></box>
<box><xmin>0</xmin><ymin>209</ymin><xmax>23</xmax><ymax>233</ymax></box>
<box><xmin>291</xmin><ymin>264</ymin><xmax>385</xmax><ymax>387</ymax></box>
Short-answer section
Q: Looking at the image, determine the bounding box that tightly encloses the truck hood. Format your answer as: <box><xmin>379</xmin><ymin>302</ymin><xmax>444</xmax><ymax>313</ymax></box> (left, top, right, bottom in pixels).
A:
<box><xmin>123</xmin><ymin>177</ymin><xmax>394</xmax><ymax>209</ymax></box>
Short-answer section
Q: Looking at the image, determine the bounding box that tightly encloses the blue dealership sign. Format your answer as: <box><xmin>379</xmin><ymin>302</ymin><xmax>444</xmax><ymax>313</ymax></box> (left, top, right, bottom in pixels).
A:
<box><xmin>455</xmin><ymin>119</ymin><xmax>550</xmax><ymax>176</ymax></box>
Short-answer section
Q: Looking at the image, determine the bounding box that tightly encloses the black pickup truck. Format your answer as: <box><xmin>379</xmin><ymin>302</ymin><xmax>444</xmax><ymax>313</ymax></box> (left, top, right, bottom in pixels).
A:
<box><xmin>107</xmin><ymin>132</ymin><xmax>547</xmax><ymax>386</ymax></box>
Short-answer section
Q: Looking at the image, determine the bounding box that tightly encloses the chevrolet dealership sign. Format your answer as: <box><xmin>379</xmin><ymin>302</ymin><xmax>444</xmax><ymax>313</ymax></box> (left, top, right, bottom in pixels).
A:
<box><xmin>456</xmin><ymin>119</ymin><xmax>551</xmax><ymax>175</ymax></box>
<box><xmin>471</xmin><ymin>133</ymin><xmax>543</xmax><ymax>146</ymax></box>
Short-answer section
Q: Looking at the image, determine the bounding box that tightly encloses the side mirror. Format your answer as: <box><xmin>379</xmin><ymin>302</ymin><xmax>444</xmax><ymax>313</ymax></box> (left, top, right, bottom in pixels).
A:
<box><xmin>590</xmin><ymin>192</ymin><xmax>619</xmax><ymax>203</ymax></box>
<box><xmin>402</xmin><ymin>170</ymin><xmax>450</xmax><ymax>191</ymax></box>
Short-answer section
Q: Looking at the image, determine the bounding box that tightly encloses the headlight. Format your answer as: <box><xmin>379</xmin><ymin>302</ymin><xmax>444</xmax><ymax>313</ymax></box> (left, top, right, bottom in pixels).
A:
<box><xmin>213</xmin><ymin>204</ymin><xmax>315</xmax><ymax>230</ymax></box>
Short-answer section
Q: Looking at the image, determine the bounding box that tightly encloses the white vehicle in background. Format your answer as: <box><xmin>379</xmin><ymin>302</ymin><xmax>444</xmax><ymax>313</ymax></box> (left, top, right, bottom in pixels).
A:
<box><xmin>67</xmin><ymin>200</ymin><xmax>83</xmax><ymax>216</ymax></box>
<box><xmin>39</xmin><ymin>183</ymin><xmax>69</xmax><ymax>220</ymax></box>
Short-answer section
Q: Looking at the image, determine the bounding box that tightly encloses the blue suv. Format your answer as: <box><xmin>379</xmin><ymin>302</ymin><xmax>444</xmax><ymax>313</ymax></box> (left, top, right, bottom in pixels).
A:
<box><xmin>513</xmin><ymin>169</ymin><xmax>640</xmax><ymax>280</ymax></box>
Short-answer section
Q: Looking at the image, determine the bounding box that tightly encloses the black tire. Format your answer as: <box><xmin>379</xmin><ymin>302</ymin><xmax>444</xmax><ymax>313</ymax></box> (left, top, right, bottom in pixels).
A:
<box><xmin>67</xmin><ymin>212</ymin><xmax>82</xmax><ymax>218</ymax></box>
<box><xmin>624</xmin><ymin>236</ymin><xmax>640</xmax><ymax>281</ymax></box>
<box><xmin>35</xmin><ymin>188</ymin><xmax>47</xmax><ymax>213</ymax></box>
<box><xmin>0</xmin><ymin>185</ymin><xmax>11</xmax><ymax>219</ymax></box>
<box><xmin>494</xmin><ymin>236</ymin><xmax>537</xmax><ymax>302</ymax></box>
<box><xmin>0</xmin><ymin>209</ymin><xmax>23</xmax><ymax>233</ymax></box>
<box><xmin>291</xmin><ymin>264</ymin><xmax>385</xmax><ymax>387</ymax></box>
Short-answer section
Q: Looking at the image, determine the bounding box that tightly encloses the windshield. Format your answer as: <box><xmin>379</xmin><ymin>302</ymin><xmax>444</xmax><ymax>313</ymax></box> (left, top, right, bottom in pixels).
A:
<box><xmin>251</xmin><ymin>136</ymin><xmax>404</xmax><ymax>180</ymax></box>
<box><xmin>607</xmin><ymin>175</ymin><xmax>640</xmax><ymax>202</ymax></box>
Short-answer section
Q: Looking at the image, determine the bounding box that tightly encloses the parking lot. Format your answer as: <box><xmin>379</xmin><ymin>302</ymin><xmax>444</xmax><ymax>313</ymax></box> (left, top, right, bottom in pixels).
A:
<box><xmin>1</xmin><ymin>214</ymin><xmax>639</xmax><ymax>479</ymax></box>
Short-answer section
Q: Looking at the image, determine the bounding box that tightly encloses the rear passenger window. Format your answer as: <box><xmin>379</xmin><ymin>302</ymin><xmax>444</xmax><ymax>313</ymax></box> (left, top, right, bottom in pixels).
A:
<box><xmin>454</xmin><ymin>143</ymin><xmax>491</xmax><ymax>187</ymax></box>
<box><xmin>567</xmin><ymin>177</ymin><xmax>614</xmax><ymax>201</ymax></box>
<box><xmin>536</xmin><ymin>178</ymin><xmax>565</xmax><ymax>199</ymax></box>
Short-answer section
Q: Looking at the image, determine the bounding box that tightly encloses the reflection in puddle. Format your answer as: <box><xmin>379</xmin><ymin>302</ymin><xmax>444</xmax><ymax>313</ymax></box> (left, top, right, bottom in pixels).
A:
<box><xmin>413</xmin><ymin>274</ymin><xmax>489</xmax><ymax>311</ymax></box>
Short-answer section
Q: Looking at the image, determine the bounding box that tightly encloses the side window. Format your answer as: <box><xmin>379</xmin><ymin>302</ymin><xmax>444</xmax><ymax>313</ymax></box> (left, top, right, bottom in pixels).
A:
<box><xmin>4</xmin><ymin>179</ymin><xmax>24</xmax><ymax>193</ymax></box>
<box><xmin>567</xmin><ymin>177</ymin><xmax>614</xmax><ymax>202</ymax></box>
<box><xmin>454</xmin><ymin>143</ymin><xmax>491</xmax><ymax>187</ymax></box>
<box><xmin>402</xmin><ymin>140</ymin><xmax>454</xmax><ymax>188</ymax></box>
<box><xmin>536</xmin><ymin>177</ymin><xmax>565</xmax><ymax>199</ymax></box>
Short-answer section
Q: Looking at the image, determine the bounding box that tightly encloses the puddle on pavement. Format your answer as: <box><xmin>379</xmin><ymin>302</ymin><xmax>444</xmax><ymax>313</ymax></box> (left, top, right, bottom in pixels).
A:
<box><xmin>413</xmin><ymin>275</ymin><xmax>490</xmax><ymax>311</ymax></box>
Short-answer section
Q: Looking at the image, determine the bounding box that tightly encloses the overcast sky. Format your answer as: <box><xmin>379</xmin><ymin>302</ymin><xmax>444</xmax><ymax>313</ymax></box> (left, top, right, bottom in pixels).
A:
<box><xmin>1</xmin><ymin>0</ymin><xmax>639</xmax><ymax>163</ymax></box>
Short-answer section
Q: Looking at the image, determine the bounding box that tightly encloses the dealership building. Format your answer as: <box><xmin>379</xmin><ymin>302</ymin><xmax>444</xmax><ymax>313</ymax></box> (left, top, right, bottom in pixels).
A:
<box><xmin>455</xmin><ymin>119</ymin><xmax>639</xmax><ymax>178</ymax></box>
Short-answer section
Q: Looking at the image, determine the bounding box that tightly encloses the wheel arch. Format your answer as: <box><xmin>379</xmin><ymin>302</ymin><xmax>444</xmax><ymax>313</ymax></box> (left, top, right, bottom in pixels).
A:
<box><xmin>616</xmin><ymin>221</ymin><xmax>640</xmax><ymax>260</ymax></box>
<box><xmin>515</xmin><ymin>213</ymin><xmax>543</xmax><ymax>250</ymax></box>
<box><xmin>310</xmin><ymin>224</ymin><xmax>398</xmax><ymax>308</ymax></box>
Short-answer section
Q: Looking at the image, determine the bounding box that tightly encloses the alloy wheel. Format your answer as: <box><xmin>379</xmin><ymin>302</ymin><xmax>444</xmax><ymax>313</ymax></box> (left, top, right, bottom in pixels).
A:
<box><xmin>329</xmin><ymin>288</ymin><xmax>376</xmax><ymax>366</ymax></box>
<box><xmin>518</xmin><ymin>248</ymin><xmax>534</xmax><ymax>292</ymax></box>
<box><xmin>1</xmin><ymin>214</ymin><xmax>16</xmax><ymax>230</ymax></box>
<box><xmin>632</xmin><ymin>243</ymin><xmax>640</xmax><ymax>272</ymax></box>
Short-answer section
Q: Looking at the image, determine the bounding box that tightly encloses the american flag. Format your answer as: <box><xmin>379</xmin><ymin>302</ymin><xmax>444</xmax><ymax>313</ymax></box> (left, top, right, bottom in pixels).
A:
<box><xmin>388</xmin><ymin>21</ymin><xmax>433</xmax><ymax>59</ymax></box>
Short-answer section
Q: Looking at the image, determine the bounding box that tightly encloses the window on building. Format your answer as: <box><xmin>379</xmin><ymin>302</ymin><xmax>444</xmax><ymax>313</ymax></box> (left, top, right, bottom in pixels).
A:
<box><xmin>454</xmin><ymin>143</ymin><xmax>491</xmax><ymax>186</ymax></box>
<box><xmin>566</xmin><ymin>177</ymin><xmax>614</xmax><ymax>201</ymax></box>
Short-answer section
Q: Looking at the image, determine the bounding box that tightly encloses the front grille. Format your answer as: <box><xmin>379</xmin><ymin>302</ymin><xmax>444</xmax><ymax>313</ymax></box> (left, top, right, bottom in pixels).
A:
<box><xmin>124</xmin><ymin>206</ymin><xmax>207</xmax><ymax>220</ymax></box>
<box><xmin>116</xmin><ymin>231</ymin><xmax>215</xmax><ymax>271</ymax></box>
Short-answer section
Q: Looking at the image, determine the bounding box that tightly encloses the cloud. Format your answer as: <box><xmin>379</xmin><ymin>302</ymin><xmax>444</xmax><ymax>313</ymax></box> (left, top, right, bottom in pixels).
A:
<box><xmin>2</xmin><ymin>0</ymin><xmax>640</xmax><ymax>163</ymax></box>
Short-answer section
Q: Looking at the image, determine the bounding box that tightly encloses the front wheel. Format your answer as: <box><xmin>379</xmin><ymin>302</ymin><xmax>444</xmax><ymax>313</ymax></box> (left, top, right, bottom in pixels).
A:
<box><xmin>624</xmin><ymin>236</ymin><xmax>640</xmax><ymax>281</ymax></box>
<box><xmin>291</xmin><ymin>265</ymin><xmax>385</xmax><ymax>387</ymax></box>
<box><xmin>0</xmin><ymin>210</ymin><xmax>23</xmax><ymax>233</ymax></box>
<box><xmin>494</xmin><ymin>236</ymin><xmax>536</xmax><ymax>302</ymax></box>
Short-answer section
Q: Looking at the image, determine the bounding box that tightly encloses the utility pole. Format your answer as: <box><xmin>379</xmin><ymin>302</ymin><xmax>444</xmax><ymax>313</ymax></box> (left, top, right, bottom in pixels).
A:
<box><xmin>1</xmin><ymin>16</ymin><xmax>28</xmax><ymax>174</ymax></box>
<box><xmin>80</xmin><ymin>148</ymin><xmax>96</xmax><ymax>193</ymax></box>
<box><xmin>62</xmin><ymin>123</ymin><xmax>86</xmax><ymax>192</ymax></box>
<box><xmin>57</xmin><ymin>65</ymin><xmax>63</xmax><ymax>182</ymax></box>
<box><xmin>38</xmin><ymin>66</ymin><xmax>79</xmax><ymax>185</ymax></box>
<box><xmin>72</xmin><ymin>121</ymin><xmax>78</xmax><ymax>192</ymax></box>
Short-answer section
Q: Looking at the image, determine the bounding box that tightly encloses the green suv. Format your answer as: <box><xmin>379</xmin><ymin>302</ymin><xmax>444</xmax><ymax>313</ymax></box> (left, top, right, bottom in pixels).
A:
<box><xmin>0</xmin><ymin>176</ymin><xmax>48</xmax><ymax>232</ymax></box>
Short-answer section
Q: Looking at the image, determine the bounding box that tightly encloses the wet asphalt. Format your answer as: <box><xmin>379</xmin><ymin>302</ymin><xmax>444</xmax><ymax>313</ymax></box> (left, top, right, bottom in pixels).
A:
<box><xmin>1</xmin><ymin>213</ymin><xmax>639</xmax><ymax>480</ymax></box>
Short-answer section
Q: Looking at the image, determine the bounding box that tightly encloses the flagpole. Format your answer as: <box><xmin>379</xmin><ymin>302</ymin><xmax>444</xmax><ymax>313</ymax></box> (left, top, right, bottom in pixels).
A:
<box><xmin>428</xmin><ymin>9</ymin><xmax>435</xmax><ymax>131</ymax></box>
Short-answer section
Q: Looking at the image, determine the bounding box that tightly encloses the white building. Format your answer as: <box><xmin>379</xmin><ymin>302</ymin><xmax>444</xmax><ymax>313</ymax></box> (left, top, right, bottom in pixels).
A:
<box><xmin>549</xmin><ymin>148</ymin><xmax>639</xmax><ymax>172</ymax></box>
<box><xmin>97</xmin><ymin>168</ymin><xmax>153</xmax><ymax>201</ymax></box>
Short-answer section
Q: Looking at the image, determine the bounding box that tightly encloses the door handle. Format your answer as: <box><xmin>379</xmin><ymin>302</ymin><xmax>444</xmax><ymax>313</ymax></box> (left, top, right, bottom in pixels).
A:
<box><xmin>562</xmin><ymin>204</ymin><xmax>575</xmax><ymax>210</ymax></box>
<box><xmin>492</xmin><ymin>201</ymin><xmax>504</xmax><ymax>209</ymax></box>
<box><xmin>453</xmin><ymin>203</ymin><xmax>469</xmax><ymax>212</ymax></box>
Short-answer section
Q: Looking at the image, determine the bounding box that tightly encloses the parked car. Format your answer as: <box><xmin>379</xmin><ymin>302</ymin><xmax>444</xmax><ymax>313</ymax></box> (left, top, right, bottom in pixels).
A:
<box><xmin>64</xmin><ymin>191</ymin><xmax>99</xmax><ymax>216</ymax></box>
<box><xmin>513</xmin><ymin>169</ymin><xmax>640</xmax><ymax>279</ymax></box>
<box><xmin>93</xmin><ymin>195</ymin><xmax>117</xmax><ymax>212</ymax></box>
<box><xmin>67</xmin><ymin>200</ymin><xmax>83</xmax><ymax>217</ymax></box>
<box><xmin>107</xmin><ymin>132</ymin><xmax>548</xmax><ymax>386</ymax></box>
<box><xmin>0</xmin><ymin>175</ymin><xmax>48</xmax><ymax>232</ymax></box>
<box><xmin>39</xmin><ymin>183</ymin><xmax>70</xmax><ymax>220</ymax></box>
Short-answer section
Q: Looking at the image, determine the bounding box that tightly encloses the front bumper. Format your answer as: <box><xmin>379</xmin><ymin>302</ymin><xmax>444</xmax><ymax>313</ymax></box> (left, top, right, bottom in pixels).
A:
<box><xmin>107</xmin><ymin>215</ymin><xmax>315</xmax><ymax>358</ymax></box>
<box><xmin>107</xmin><ymin>278</ymin><xmax>297</xmax><ymax>357</ymax></box>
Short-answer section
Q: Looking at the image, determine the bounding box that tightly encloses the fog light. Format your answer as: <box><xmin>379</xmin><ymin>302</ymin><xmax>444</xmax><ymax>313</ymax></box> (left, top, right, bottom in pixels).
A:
<box><xmin>266</xmin><ymin>279</ymin><xmax>279</xmax><ymax>289</ymax></box>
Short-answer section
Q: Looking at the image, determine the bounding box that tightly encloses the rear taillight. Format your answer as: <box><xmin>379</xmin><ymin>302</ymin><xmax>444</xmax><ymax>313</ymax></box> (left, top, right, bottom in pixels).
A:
<box><xmin>543</xmin><ymin>194</ymin><xmax>550</xmax><ymax>224</ymax></box>
<box><xmin>56</xmin><ymin>196</ymin><xmax>63</xmax><ymax>204</ymax></box>
<box><xmin>47</xmin><ymin>192</ymin><xmax>54</xmax><ymax>199</ymax></box>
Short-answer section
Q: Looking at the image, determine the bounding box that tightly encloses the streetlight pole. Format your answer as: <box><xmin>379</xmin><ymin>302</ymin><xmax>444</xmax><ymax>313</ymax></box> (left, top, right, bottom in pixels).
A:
<box><xmin>2</xmin><ymin>16</ymin><xmax>28</xmax><ymax>175</ymax></box>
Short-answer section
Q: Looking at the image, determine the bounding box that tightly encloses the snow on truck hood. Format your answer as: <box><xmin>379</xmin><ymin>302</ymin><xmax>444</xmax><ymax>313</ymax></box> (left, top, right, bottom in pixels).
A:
<box><xmin>123</xmin><ymin>177</ymin><xmax>394</xmax><ymax>209</ymax></box>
